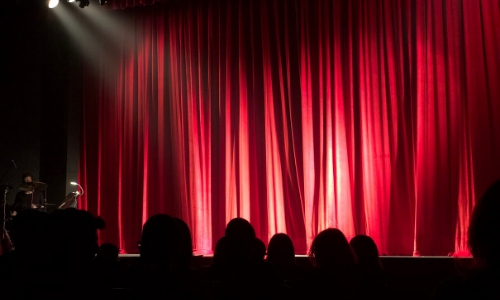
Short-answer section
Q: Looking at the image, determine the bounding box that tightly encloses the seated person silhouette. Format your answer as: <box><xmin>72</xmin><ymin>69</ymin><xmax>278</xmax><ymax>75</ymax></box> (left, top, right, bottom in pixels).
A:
<box><xmin>127</xmin><ymin>214</ymin><xmax>206</xmax><ymax>298</ymax></box>
<box><xmin>0</xmin><ymin>210</ymin><xmax>51</xmax><ymax>298</ymax></box>
<box><xmin>434</xmin><ymin>180</ymin><xmax>500</xmax><ymax>299</ymax></box>
<box><xmin>306</xmin><ymin>228</ymin><xmax>357</xmax><ymax>299</ymax></box>
<box><xmin>13</xmin><ymin>173</ymin><xmax>44</xmax><ymax>212</ymax></box>
<box><xmin>209</xmin><ymin>218</ymin><xmax>281</xmax><ymax>299</ymax></box>
<box><xmin>94</xmin><ymin>243</ymin><xmax>122</xmax><ymax>289</ymax></box>
<box><xmin>267</xmin><ymin>233</ymin><xmax>306</xmax><ymax>296</ymax></box>
<box><xmin>252</xmin><ymin>238</ymin><xmax>266</xmax><ymax>262</ymax></box>
<box><xmin>267</xmin><ymin>233</ymin><xmax>305</xmax><ymax>282</ymax></box>
<box><xmin>350</xmin><ymin>235</ymin><xmax>393</xmax><ymax>298</ymax></box>
<box><xmin>49</xmin><ymin>208</ymin><xmax>106</xmax><ymax>298</ymax></box>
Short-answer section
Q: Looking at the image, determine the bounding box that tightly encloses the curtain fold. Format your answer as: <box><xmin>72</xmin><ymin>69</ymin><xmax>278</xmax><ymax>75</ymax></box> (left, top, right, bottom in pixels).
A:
<box><xmin>79</xmin><ymin>0</ymin><xmax>500</xmax><ymax>255</ymax></box>
<box><xmin>107</xmin><ymin>0</ymin><xmax>161</xmax><ymax>10</ymax></box>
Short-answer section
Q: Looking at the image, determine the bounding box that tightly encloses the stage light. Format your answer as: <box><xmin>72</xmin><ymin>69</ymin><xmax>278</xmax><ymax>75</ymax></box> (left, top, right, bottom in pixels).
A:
<box><xmin>70</xmin><ymin>182</ymin><xmax>85</xmax><ymax>196</ymax></box>
<box><xmin>68</xmin><ymin>0</ymin><xmax>75</xmax><ymax>2</ymax></box>
<box><xmin>99</xmin><ymin>0</ymin><xmax>108</xmax><ymax>5</ymax></box>
<box><xmin>49</xmin><ymin>0</ymin><xmax>59</xmax><ymax>8</ymax></box>
<box><xmin>76</xmin><ymin>0</ymin><xmax>90</xmax><ymax>8</ymax></box>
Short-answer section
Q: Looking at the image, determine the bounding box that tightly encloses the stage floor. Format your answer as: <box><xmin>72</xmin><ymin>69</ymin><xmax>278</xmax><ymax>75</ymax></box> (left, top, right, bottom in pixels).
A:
<box><xmin>118</xmin><ymin>254</ymin><xmax>474</xmax><ymax>275</ymax></box>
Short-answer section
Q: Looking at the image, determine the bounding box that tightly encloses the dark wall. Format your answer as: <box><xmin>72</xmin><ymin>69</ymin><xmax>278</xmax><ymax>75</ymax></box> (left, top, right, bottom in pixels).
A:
<box><xmin>39</xmin><ymin>13</ymin><xmax>80</xmax><ymax>209</ymax></box>
<box><xmin>0</xmin><ymin>1</ymin><xmax>43</xmax><ymax>204</ymax></box>
<box><xmin>0</xmin><ymin>0</ymin><xmax>81</xmax><ymax>208</ymax></box>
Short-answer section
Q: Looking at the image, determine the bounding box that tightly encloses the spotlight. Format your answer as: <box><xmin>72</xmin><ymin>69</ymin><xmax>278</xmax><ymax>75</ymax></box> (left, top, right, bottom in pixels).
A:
<box><xmin>76</xmin><ymin>0</ymin><xmax>90</xmax><ymax>8</ymax></box>
<box><xmin>99</xmin><ymin>0</ymin><xmax>108</xmax><ymax>5</ymax></box>
<box><xmin>68</xmin><ymin>0</ymin><xmax>75</xmax><ymax>2</ymax></box>
<box><xmin>48</xmin><ymin>0</ymin><xmax>59</xmax><ymax>8</ymax></box>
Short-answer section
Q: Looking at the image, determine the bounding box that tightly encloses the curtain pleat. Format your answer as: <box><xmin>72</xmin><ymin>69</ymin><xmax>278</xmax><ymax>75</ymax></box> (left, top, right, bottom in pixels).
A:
<box><xmin>79</xmin><ymin>0</ymin><xmax>500</xmax><ymax>255</ymax></box>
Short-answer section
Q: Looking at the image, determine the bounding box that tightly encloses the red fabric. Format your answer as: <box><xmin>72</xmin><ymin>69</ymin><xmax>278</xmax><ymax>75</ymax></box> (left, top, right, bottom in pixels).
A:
<box><xmin>79</xmin><ymin>0</ymin><xmax>500</xmax><ymax>255</ymax></box>
<box><xmin>107</xmin><ymin>0</ymin><xmax>162</xmax><ymax>10</ymax></box>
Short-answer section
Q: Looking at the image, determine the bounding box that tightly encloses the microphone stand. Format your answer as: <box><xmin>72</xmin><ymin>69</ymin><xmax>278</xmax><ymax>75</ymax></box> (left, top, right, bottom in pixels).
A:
<box><xmin>2</xmin><ymin>187</ymin><xmax>9</xmax><ymax>239</ymax></box>
<box><xmin>31</xmin><ymin>186</ymin><xmax>34</xmax><ymax>209</ymax></box>
<box><xmin>1</xmin><ymin>161</ymin><xmax>15</xmax><ymax>239</ymax></box>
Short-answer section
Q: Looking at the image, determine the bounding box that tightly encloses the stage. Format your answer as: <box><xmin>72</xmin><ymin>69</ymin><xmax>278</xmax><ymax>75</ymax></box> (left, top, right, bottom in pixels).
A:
<box><xmin>2</xmin><ymin>0</ymin><xmax>500</xmax><ymax>258</ymax></box>
<box><xmin>118</xmin><ymin>254</ymin><xmax>473</xmax><ymax>273</ymax></box>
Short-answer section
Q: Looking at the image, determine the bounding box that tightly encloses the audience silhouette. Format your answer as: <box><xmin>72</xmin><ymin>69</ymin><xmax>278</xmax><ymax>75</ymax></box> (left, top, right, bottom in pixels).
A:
<box><xmin>307</xmin><ymin>228</ymin><xmax>357</xmax><ymax>299</ymax></box>
<box><xmin>3</xmin><ymin>194</ymin><xmax>494</xmax><ymax>299</ymax></box>
<box><xmin>267</xmin><ymin>233</ymin><xmax>306</xmax><ymax>296</ymax></box>
<box><xmin>209</xmin><ymin>218</ymin><xmax>282</xmax><ymax>299</ymax></box>
<box><xmin>213</xmin><ymin>236</ymin><xmax>227</xmax><ymax>265</ymax></box>
<box><xmin>350</xmin><ymin>235</ymin><xmax>382</xmax><ymax>271</ymax></box>
<box><xmin>50</xmin><ymin>208</ymin><xmax>105</xmax><ymax>298</ymax></box>
<box><xmin>94</xmin><ymin>243</ymin><xmax>122</xmax><ymax>291</ymax></box>
<box><xmin>125</xmin><ymin>213</ymin><xmax>206</xmax><ymax>298</ymax></box>
<box><xmin>252</xmin><ymin>237</ymin><xmax>266</xmax><ymax>262</ymax></box>
<box><xmin>97</xmin><ymin>243</ymin><xmax>119</xmax><ymax>262</ymax></box>
<box><xmin>350</xmin><ymin>235</ymin><xmax>393</xmax><ymax>298</ymax></box>
<box><xmin>0</xmin><ymin>210</ymin><xmax>52</xmax><ymax>298</ymax></box>
<box><xmin>267</xmin><ymin>233</ymin><xmax>296</xmax><ymax>270</ymax></box>
<box><xmin>0</xmin><ymin>208</ymin><xmax>105</xmax><ymax>299</ymax></box>
<box><xmin>433</xmin><ymin>180</ymin><xmax>500</xmax><ymax>299</ymax></box>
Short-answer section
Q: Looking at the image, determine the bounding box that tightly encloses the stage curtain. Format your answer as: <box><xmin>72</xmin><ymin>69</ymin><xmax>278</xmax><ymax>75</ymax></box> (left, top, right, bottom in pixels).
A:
<box><xmin>106</xmin><ymin>0</ymin><xmax>164</xmax><ymax>10</ymax></box>
<box><xmin>79</xmin><ymin>0</ymin><xmax>500</xmax><ymax>255</ymax></box>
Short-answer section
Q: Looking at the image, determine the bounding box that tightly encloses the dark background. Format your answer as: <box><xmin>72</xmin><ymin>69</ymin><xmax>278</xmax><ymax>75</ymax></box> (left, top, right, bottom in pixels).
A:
<box><xmin>0</xmin><ymin>0</ymin><xmax>81</xmax><ymax>208</ymax></box>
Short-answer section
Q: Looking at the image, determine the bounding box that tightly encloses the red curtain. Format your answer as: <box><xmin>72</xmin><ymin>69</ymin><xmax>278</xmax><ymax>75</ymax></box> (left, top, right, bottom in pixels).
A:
<box><xmin>79</xmin><ymin>0</ymin><xmax>500</xmax><ymax>255</ymax></box>
<box><xmin>105</xmin><ymin>0</ymin><xmax>164</xmax><ymax>10</ymax></box>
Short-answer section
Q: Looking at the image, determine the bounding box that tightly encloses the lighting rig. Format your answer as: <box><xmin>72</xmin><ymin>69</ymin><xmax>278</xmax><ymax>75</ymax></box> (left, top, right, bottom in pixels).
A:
<box><xmin>48</xmin><ymin>0</ymin><xmax>108</xmax><ymax>9</ymax></box>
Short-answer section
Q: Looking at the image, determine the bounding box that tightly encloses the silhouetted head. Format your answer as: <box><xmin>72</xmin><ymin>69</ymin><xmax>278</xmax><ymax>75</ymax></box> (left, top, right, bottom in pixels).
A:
<box><xmin>350</xmin><ymin>235</ymin><xmax>382</xmax><ymax>270</ymax></box>
<box><xmin>213</xmin><ymin>236</ymin><xmax>227</xmax><ymax>264</ymax></box>
<box><xmin>224</xmin><ymin>218</ymin><xmax>256</xmax><ymax>261</ymax></box>
<box><xmin>96</xmin><ymin>243</ymin><xmax>119</xmax><ymax>262</ymax></box>
<box><xmin>309</xmin><ymin>228</ymin><xmax>355</xmax><ymax>267</ymax></box>
<box><xmin>468</xmin><ymin>180</ymin><xmax>500</xmax><ymax>268</ymax></box>
<box><xmin>225</xmin><ymin>218</ymin><xmax>256</xmax><ymax>241</ymax></box>
<box><xmin>21</xmin><ymin>173</ymin><xmax>33</xmax><ymax>183</ymax></box>
<box><xmin>10</xmin><ymin>210</ymin><xmax>50</xmax><ymax>260</ymax></box>
<box><xmin>140</xmin><ymin>214</ymin><xmax>179</xmax><ymax>265</ymax></box>
<box><xmin>252</xmin><ymin>238</ymin><xmax>266</xmax><ymax>261</ymax></box>
<box><xmin>173</xmin><ymin>217</ymin><xmax>193</xmax><ymax>269</ymax></box>
<box><xmin>267</xmin><ymin>233</ymin><xmax>295</xmax><ymax>268</ymax></box>
<box><xmin>50</xmin><ymin>208</ymin><xmax>105</xmax><ymax>264</ymax></box>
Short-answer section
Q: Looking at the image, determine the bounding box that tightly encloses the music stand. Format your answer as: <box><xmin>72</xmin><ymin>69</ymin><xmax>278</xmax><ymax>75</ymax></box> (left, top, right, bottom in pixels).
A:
<box><xmin>58</xmin><ymin>192</ymin><xmax>79</xmax><ymax>209</ymax></box>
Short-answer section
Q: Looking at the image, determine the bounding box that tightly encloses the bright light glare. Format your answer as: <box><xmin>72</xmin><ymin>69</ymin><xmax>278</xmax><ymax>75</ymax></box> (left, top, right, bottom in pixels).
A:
<box><xmin>49</xmin><ymin>0</ymin><xmax>59</xmax><ymax>8</ymax></box>
<box><xmin>68</xmin><ymin>0</ymin><xmax>75</xmax><ymax>2</ymax></box>
<box><xmin>70</xmin><ymin>182</ymin><xmax>78</xmax><ymax>186</ymax></box>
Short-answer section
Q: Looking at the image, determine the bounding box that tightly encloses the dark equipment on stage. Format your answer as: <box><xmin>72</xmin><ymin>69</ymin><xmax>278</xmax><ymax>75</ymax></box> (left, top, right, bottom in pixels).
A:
<box><xmin>19</xmin><ymin>181</ymin><xmax>49</xmax><ymax>212</ymax></box>
<box><xmin>76</xmin><ymin>0</ymin><xmax>90</xmax><ymax>8</ymax></box>
<box><xmin>58</xmin><ymin>182</ymin><xmax>83</xmax><ymax>209</ymax></box>
<box><xmin>58</xmin><ymin>192</ymin><xmax>79</xmax><ymax>209</ymax></box>
<box><xmin>19</xmin><ymin>181</ymin><xmax>48</xmax><ymax>192</ymax></box>
<box><xmin>0</xmin><ymin>185</ymin><xmax>13</xmax><ymax>191</ymax></box>
<box><xmin>1</xmin><ymin>160</ymin><xmax>17</xmax><ymax>239</ymax></box>
<box><xmin>1</xmin><ymin>185</ymin><xmax>13</xmax><ymax>239</ymax></box>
